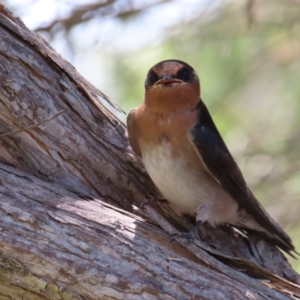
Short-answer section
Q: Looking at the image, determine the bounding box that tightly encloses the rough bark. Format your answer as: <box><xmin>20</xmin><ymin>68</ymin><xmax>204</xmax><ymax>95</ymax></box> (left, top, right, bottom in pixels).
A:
<box><xmin>0</xmin><ymin>4</ymin><xmax>299</xmax><ymax>300</ymax></box>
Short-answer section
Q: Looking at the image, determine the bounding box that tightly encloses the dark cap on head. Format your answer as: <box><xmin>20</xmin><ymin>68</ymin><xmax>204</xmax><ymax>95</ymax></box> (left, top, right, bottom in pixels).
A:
<box><xmin>145</xmin><ymin>59</ymin><xmax>199</xmax><ymax>89</ymax></box>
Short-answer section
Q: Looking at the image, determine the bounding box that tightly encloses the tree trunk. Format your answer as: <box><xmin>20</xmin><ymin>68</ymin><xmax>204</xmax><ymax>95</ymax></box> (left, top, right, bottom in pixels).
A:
<box><xmin>0</xmin><ymin>4</ymin><xmax>299</xmax><ymax>300</ymax></box>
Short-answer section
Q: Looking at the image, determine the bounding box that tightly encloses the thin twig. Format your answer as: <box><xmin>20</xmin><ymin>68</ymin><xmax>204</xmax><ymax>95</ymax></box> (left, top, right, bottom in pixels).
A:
<box><xmin>0</xmin><ymin>110</ymin><xmax>65</xmax><ymax>137</ymax></box>
<box><xmin>245</xmin><ymin>0</ymin><xmax>255</xmax><ymax>28</ymax></box>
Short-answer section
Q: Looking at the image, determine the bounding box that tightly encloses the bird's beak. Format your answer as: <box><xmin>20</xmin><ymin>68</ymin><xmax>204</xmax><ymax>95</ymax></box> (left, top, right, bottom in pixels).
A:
<box><xmin>155</xmin><ymin>77</ymin><xmax>183</xmax><ymax>86</ymax></box>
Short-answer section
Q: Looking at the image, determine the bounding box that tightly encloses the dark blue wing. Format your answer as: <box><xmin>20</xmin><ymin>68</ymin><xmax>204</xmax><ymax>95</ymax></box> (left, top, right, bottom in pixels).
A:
<box><xmin>190</xmin><ymin>101</ymin><xmax>294</xmax><ymax>253</ymax></box>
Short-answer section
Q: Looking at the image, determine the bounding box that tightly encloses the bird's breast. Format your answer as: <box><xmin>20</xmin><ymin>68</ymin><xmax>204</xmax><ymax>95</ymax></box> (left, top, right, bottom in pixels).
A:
<box><xmin>141</xmin><ymin>139</ymin><xmax>209</xmax><ymax>214</ymax></box>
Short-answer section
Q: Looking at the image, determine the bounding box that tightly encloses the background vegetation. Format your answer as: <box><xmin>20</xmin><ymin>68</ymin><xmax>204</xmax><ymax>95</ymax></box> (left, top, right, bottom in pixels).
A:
<box><xmin>6</xmin><ymin>0</ymin><xmax>300</xmax><ymax>270</ymax></box>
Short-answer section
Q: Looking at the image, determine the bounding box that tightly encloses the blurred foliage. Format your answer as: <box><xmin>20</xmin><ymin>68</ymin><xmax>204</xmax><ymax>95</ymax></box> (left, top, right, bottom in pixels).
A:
<box><xmin>6</xmin><ymin>0</ymin><xmax>300</xmax><ymax>269</ymax></box>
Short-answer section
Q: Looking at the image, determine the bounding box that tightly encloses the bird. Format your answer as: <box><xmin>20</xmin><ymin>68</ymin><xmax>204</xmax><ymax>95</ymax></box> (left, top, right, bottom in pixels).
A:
<box><xmin>126</xmin><ymin>59</ymin><xmax>295</xmax><ymax>254</ymax></box>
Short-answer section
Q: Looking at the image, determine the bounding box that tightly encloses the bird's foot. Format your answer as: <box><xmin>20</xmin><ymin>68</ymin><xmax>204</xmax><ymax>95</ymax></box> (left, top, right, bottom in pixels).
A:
<box><xmin>139</xmin><ymin>197</ymin><xmax>168</xmax><ymax>210</ymax></box>
<box><xmin>170</xmin><ymin>221</ymin><xmax>202</xmax><ymax>242</ymax></box>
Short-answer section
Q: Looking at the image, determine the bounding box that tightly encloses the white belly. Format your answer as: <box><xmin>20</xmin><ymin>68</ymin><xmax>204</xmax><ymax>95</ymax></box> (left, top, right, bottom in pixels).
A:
<box><xmin>143</xmin><ymin>143</ymin><xmax>200</xmax><ymax>213</ymax></box>
<box><xmin>142</xmin><ymin>142</ymin><xmax>239</xmax><ymax>225</ymax></box>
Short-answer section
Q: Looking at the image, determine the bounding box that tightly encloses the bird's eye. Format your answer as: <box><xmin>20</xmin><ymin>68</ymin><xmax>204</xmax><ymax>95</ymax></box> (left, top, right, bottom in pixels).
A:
<box><xmin>177</xmin><ymin>68</ymin><xmax>190</xmax><ymax>81</ymax></box>
<box><xmin>148</xmin><ymin>72</ymin><xmax>158</xmax><ymax>85</ymax></box>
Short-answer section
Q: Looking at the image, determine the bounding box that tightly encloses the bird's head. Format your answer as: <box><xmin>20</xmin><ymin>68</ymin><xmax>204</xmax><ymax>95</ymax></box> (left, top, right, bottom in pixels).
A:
<box><xmin>144</xmin><ymin>60</ymin><xmax>200</xmax><ymax>113</ymax></box>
